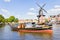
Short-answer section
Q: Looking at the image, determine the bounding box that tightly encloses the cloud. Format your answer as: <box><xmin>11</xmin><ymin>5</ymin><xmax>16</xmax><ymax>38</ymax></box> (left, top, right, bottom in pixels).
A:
<box><xmin>27</xmin><ymin>12</ymin><xmax>37</xmax><ymax>19</ymax></box>
<box><xmin>4</xmin><ymin>0</ymin><xmax>11</xmax><ymax>2</ymax></box>
<box><xmin>29</xmin><ymin>8</ymin><xmax>35</xmax><ymax>11</ymax></box>
<box><xmin>47</xmin><ymin>5</ymin><xmax>60</xmax><ymax>15</ymax></box>
<box><xmin>54</xmin><ymin>5</ymin><xmax>60</xmax><ymax>8</ymax></box>
<box><xmin>29</xmin><ymin>8</ymin><xmax>38</xmax><ymax>12</ymax></box>
<box><xmin>0</xmin><ymin>8</ymin><xmax>11</xmax><ymax>18</ymax></box>
<box><xmin>1</xmin><ymin>8</ymin><xmax>9</xmax><ymax>14</ymax></box>
<box><xmin>27</xmin><ymin>12</ymin><xmax>36</xmax><ymax>16</ymax></box>
<box><xmin>26</xmin><ymin>7</ymin><xmax>38</xmax><ymax>19</ymax></box>
<box><xmin>27</xmin><ymin>8</ymin><xmax>38</xmax><ymax>16</ymax></box>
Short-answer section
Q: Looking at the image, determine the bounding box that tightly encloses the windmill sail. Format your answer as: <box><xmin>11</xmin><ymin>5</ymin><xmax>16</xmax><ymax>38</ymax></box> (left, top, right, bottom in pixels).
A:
<box><xmin>36</xmin><ymin>3</ymin><xmax>47</xmax><ymax>24</ymax></box>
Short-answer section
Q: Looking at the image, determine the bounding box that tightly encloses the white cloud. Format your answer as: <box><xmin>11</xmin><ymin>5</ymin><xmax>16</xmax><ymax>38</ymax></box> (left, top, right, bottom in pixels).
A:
<box><xmin>0</xmin><ymin>8</ymin><xmax>21</xmax><ymax>19</ymax></box>
<box><xmin>27</xmin><ymin>12</ymin><xmax>36</xmax><ymax>16</ymax></box>
<box><xmin>47</xmin><ymin>5</ymin><xmax>60</xmax><ymax>15</ymax></box>
<box><xmin>27</xmin><ymin>12</ymin><xmax>37</xmax><ymax>19</ymax></box>
<box><xmin>0</xmin><ymin>8</ymin><xmax>11</xmax><ymax>18</ymax></box>
<box><xmin>29</xmin><ymin>8</ymin><xmax>38</xmax><ymax>12</ymax></box>
<box><xmin>1</xmin><ymin>8</ymin><xmax>9</xmax><ymax>14</ymax></box>
<box><xmin>54</xmin><ymin>5</ymin><xmax>60</xmax><ymax>8</ymax></box>
<box><xmin>4</xmin><ymin>0</ymin><xmax>11</xmax><ymax>2</ymax></box>
<box><xmin>29</xmin><ymin>8</ymin><xmax>35</xmax><ymax>11</ymax></box>
<box><xmin>27</xmin><ymin>8</ymin><xmax>38</xmax><ymax>16</ymax></box>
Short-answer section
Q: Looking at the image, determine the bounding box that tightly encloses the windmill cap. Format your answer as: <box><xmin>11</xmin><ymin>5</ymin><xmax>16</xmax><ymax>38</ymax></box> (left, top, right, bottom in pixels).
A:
<box><xmin>37</xmin><ymin>15</ymin><xmax>45</xmax><ymax>17</ymax></box>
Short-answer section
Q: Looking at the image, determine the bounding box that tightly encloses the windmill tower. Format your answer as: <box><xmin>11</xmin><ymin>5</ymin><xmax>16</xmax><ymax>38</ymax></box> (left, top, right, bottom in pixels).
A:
<box><xmin>36</xmin><ymin>3</ymin><xmax>47</xmax><ymax>24</ymax></box>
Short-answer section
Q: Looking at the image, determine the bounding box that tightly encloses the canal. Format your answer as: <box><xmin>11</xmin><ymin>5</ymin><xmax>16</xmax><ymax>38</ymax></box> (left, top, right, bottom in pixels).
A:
<box><xmin>0</xmin><ymin>24</ymin><xmax>60</xmax><ymax>40</ymax></box>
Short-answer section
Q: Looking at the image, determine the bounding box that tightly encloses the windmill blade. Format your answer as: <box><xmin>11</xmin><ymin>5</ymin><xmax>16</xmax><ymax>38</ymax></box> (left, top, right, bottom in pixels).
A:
<box><xmin>42</xmin><ymin>9</ymin><xmax>48</xmax><ymax>13</ymax></box>
<box><xmin>36</xmin><ymin>2</ymin><xmax>47</xmax><ymax>13</ymax></box>
<box><xmin>36</xmin><ymin>2</ymin><xmax>46</xmax><ymax>8</ymax></box>
<box><xmin>36</xmin><ymin>3</ymin><xmax>42</xmax><ymax>8</ymax></box>
<box><xmin>42</xmin><ymin>3</ymin><xmax>46</xmax><ymax>8</ymax></box>
<box><xmin>36</xmin><ymin>3</ymin><xmax>46</xmax><ymax>11</ymax></box>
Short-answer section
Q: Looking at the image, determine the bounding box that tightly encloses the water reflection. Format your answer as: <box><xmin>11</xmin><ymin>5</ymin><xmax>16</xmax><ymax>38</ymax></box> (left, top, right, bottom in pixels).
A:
<box><xmin>18</xmin><ymin>32</ymin><xmax>53</xmax><ymax>40</ymax></box>
<box><xmin>53</xmin><ymin>24</ymin><xmax>60</xmax><ymax>40</ymax></box>
<box><xmin>0</xmin><ymin>24</ymin><xmax>5</xmax><ymax>28</ymax></box>
<box><xmin>0</xmin><ymin>24</ymin><xmax>60</xmax><ymax>40</ymax></box>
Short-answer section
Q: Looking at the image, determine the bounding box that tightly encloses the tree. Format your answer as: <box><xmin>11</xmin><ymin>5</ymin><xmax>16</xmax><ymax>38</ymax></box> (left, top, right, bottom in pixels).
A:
<box><xmin>0</xmin><ymin>15</ymin><xmax>5</xmax><ymax>23</ymax></box>
<box><xmin>7</xmin><ymin>16</ymin><xmax>18</xmax><ymax>22</ymax></box>
<box><xmin>14</xmin><ymin>18</ymin><xmax>18</xmax><ymax>22</ymax></box>
<box><xmin>5</xmin><ymin>18</ymin><xmax>8</xmax><ymax>23</ymax></box>
<box><xmin>0</xmin><ymin>15</ymin><xmax>18</xmax><ymax>23</ymax></box>
<box><xmin>8</xmin><ymin>16</ymin><xmax>15</xmax><ymax>22</ymax></box>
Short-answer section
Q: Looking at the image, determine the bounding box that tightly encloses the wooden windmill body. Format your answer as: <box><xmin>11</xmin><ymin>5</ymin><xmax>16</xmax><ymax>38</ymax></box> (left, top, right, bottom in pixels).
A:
<box><xmin>37</xmin><ymin>3</ymin><xmax>47</xmax><ymax>24</ymax></box>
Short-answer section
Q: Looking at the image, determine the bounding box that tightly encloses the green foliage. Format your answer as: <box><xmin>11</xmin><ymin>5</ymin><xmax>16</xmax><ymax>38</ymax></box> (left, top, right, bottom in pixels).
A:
<box><xmin>7</xmin><ymin>16</ymin><xmax>18</xmax><ymax>22</ymax></box>
<box><xmin>14</xmin><ymin>18</ymin><xmax>18</xmax><ymax>22</ymax></box>
<box><xmin>8</xmin><ymin>16</ymin><xmax>15</xmax><ymax>22</ymax></box>
<box><xmin>0</xmin><ymin>15</ymin><xmax>5</xmax><ymax>23</ymax></box>
<box><xmin>0</xmin><ymin>14</ymin><xmax>18</xmax><ymax>24</ymax></box>
<box><xmin>5</xmin><ymin>19</ymin><xmax>8</xmax><ymax>22</ymax></box>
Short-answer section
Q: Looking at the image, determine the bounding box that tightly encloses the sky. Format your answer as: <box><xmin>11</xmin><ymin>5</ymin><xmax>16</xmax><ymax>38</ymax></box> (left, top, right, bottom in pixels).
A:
<box><xmin>0</xmin><ymin>0</ymin><xmax>60</xmax><ymax>19</ymax></box>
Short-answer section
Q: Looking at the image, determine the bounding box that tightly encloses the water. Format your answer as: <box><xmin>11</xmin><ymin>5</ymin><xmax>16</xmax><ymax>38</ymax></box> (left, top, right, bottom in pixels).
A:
<box><xmin>0</xmin><ymin>24</ymin><xmax>60</xmax><ymax>40</ymax></box>
<box><xmin>53</xmin><ymin>24</ymin><xmax>60</xmax><ymax>40</ymax></box>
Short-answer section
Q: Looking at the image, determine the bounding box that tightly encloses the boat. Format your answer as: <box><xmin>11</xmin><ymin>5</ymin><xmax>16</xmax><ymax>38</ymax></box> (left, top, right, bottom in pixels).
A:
<box><xmin>19</xmin><ymin>27</ymin><xmax>52</xmax><ymax>33</ymax></box>
<box><xmin>8</xmin><ymin>23</ymin><xmax>19</xmax><ymax>31</ymax></box>
<box><xmin>53</xmin><ymin>20</ymin><xmax>60</xmax><ymax>24</ymax></box>
<box><xmin>9</xmin><ymin>3</ymin><xmax>53</xmax><ymax>33</ymax></box>
<box><xmin>18</xmin><ymin>23</ymin><xmax>52</xmax><ymax>33</ymax></box>
<box><xmin>9</xmin><ymin>22</ymin><xmax>52</xmax><ymax>33</ymax></box>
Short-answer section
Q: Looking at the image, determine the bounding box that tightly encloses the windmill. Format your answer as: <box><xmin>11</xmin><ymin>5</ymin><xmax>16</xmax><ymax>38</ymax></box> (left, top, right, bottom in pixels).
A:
<box><xmin>36</xmin><ymin>3</ymin><xmax>47</xmax><ymax>24</ymax></box>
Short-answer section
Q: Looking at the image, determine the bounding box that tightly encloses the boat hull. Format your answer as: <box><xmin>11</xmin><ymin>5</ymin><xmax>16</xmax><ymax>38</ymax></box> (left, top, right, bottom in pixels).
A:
<box><xmin>19</xmin><ymin>29</ymin><xmax>52</xmax><ymax>33</ymax></box>
<box><xmin>18</xmin><ymin>27</ymin><xmax>52</xmax><ymax>33</ymax></box>
<box><xmin>11</xmin><ymin>26</ymin><xmax>52</xmax><ymax>33</ymax></box>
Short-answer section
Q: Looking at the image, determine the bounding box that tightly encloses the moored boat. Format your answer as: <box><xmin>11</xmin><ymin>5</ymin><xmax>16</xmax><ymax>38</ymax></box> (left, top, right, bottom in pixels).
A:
<box><xmin>19</xmin><ymin>29</ymin><xmax>52</xmax><ymax>33</ymax></box>
<box><xmin>18</xmin><ymin>23</ymin><xmax>52</xmax><ymax>33</ymax></box>
<box><xmin>9</xmin><ymin>23</ymin><xmax>52</xmax><ymax>33</ymax></box>
<box><xmin>19</xmin><ymin>27</ymin><xmax>52</xmax><ymax>33</ymax></box>
<box><xmin>8</xmin><ymin>23</ymin><xmax>19</xmax><ymax>31</ymax></box>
